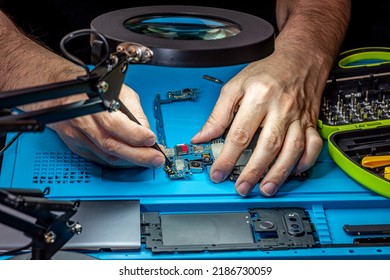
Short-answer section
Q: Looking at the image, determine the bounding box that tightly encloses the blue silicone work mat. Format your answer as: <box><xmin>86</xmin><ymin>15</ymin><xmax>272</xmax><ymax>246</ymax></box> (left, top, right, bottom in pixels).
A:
<box><xmin>1</xmin><ymin>63</ymin><xmax>390</xmax><ymax>259</ymax></box>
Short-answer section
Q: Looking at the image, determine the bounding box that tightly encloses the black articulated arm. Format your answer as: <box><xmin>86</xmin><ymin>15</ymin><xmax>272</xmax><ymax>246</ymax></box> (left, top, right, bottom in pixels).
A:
<box><xmin>0</xmin><ymin>29</ymin><xmax>153</xmax><ymax>136</ymax></box>
<box><xmin>0</xmin><ymin>187</ymin><xmax>80</xmax><ymax>260</ymax></box>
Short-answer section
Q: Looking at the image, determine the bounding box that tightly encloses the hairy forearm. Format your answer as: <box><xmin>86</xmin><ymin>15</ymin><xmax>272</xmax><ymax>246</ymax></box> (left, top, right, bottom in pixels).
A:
<box><xmin>276</xmin><ymin>0</ymin><xmax>351</xmax><ymax>73</ymax></box>
<box><xmin>0</xmin><ymin>10</ymin><xmax>83</xmax><ymax>92</ymax></box>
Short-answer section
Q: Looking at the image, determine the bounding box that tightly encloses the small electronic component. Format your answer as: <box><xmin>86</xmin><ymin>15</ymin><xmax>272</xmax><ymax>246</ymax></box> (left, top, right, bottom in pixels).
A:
<box><xmin>164</xmin><ymin>147</ymin><xmax>175</xmax><ymax>158</ymax></box>
<box><xmin>164</xmin><ymin>141</ymin><xmax>217</xmax><ymax>180</ymax></box>
<box><xmin>192</xmin><ymin>144</ymin><xmax>204</xmax><ymax>153</ymax></box>
<box><xmin>188</xmin><ymin>160</ymin><xmax>203</xmax><ymax>173</ymax></box>
<box><xmin>210</xmin><ymin>140</ymin><xmax>224</xmax><ymax>158</ymax></box>
<box><xmin>175</xmin><ymin>144</ymin><xmax>189</xmax><ymax>156</ymax></box>
<box><xmin>174</xmin><ymin>158</ymin><xmax>186</xmax><ymax>172</ymax></box>
<box><xmin>201</xmin><ymin>153</ymin><xmax>212</xmax><ymax>164</ymax></box>
<box><xmin>163</xmin><ymin>165</ymin><xmax>176</xmax><ymax>177</ymax></box>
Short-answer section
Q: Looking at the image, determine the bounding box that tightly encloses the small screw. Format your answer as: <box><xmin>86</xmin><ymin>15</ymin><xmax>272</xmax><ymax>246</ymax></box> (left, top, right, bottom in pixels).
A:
<box><xmin>121</xmin><ymin>63</ymin><xmax>127</xmax><ymax>73</ymax></box>
<box><xmin>144</xmin><ymin>50</ymin><xmax>153</xmax><ymax>62</ymax></box>
<box><xmin>44</xmin><ymin>231</ymin><xmax>56</xmax><ymax>244</ymax></box>
<box><xmin>203</xmin><ymin>75</ymin><xmax>224</xmax><ymax>84</ymax></box>
<box><xmin>71</xmin><ymin>223</ymin><xmax>82</xmax><ymax>235</ymax></box>
<box><xmin>109</xmin><ymin>100</ymin><xmax>120</xmax><ymax>112</ymax></box>
<box><xmin>97</xmin><ymin>81</ymin><xmax>109</xmax><ymax>94</ymax></box>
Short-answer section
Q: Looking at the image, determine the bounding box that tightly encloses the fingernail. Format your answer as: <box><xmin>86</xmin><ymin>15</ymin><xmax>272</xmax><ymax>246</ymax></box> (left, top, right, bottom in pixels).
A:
<box><xmin>211</xmin><ymin>170</ymin><xmax>225</xmax><ymax>183</ymax></box>
<box><xmin>261</xmin><ymin>182</ymin><xmax>278</xmax><ymax>197</ymax></box>
<box><xmin>236</xmin><ymin>181</ymin><xmax>255</xmax><ymax>197</ymax></box>
<box><xmin>145</xmin><ymin>137</ymin><xmax>156</xmax><ymax>146</ymax></box>
<box><xmin>152</xmin><ymin>156</ymin><xmax>165</xmax><ymax>168</ymax></box>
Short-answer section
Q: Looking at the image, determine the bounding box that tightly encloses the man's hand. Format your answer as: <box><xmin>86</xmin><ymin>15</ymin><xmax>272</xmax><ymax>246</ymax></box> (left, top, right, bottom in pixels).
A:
<box><xmin>49</xmin><ymin>84</ymin><xmax>166</xmax><ymax>168</ymax></box>
<box><xmin>192</xmin><ymin>0</ymin><xmax>350</xmax><ymax>197</ymax></box>
<box><xmin>191</xmin><ymin>52</ymin><xmax>323</xmax><ymax>197</ymax></box>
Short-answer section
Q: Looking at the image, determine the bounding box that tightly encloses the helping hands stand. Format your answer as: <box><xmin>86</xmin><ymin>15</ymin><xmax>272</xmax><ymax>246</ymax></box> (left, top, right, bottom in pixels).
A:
<box><xmin>0</xmin><ymin>188</ymin><xmax>90</xmax><ymax>259</ymax></box>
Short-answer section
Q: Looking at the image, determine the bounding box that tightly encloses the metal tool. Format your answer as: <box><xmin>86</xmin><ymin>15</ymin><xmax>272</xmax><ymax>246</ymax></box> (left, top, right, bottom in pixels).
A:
<box><xmin>203</xmin><ymin>75</ymin><xmax>224</xmax><ymax>84</ymax></box>
<box><xmin>344</xmin><ymin>224</ymin><xmax>390</xmax><ymax>235</ymax></box>
<box><xmin>117</xmin><ymin>99</ymin><xmax>175</xmax><ymax>173</ymax></box>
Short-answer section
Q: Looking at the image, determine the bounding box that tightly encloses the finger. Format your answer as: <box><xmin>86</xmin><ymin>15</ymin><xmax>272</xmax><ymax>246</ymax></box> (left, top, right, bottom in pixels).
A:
<box><xmin>96</xmin><ymin>84</ymin><xmax>157</xmax><ymax>147</ymax></box>
<box><xmin>54</xmin><ymin>125</ymin><xmax>118</xmax><ymax>166</ymax></box>
<box><xmin>191</xmin><ymin>83</ymin><xmax>242</xmax><ymax>143</ymax></box>
<box><xmin>294</xmin><ymin>126</ymin><xmax>323</xmax><ymax>174</ymax></box>
<box><xmin>101</xmin><ymin>141</ymin><xmax>166</xmax><ymax>168</ymax></box>
<box><xmin>93</xmin><ymin>110</ymin><xmax>157</xmax><ymax>147</ymax></box>
<box><xmin>232</xmin><ymin>114</ymin><xmax>293</xmax><ymax>196</ymax></box>
<box><xmin>256</xmin><ymin>120</ymin><xmax>305</xmax><ymax>197</ymax></box>
<box><xmin>57</xmin><ymin>121</ymin><xmax>165</xmax><ymax>168</ymax></box>
<box><xmin>119</xmin><ymin>84</ymin><xmax>151</xmax><ymax>128</ymax></box>
<box><xmin>85</xmin><ymin>132</ymin><xmax>165</xmax><ymax>168</ymax></box>
<box><xmin>209</xmin><ymin>89</ymin><xmax>269</xmax><ymax>183</ymax></box>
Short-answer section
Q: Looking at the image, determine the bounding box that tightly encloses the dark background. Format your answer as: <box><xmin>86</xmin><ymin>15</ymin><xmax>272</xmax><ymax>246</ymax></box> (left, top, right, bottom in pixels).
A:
<box><xmin>0</xmin><ymin>1</ymin><xmax>276</xmax><ymax>62</ymax></box>
<box><xmin>2</xmin><ymin>1</ymin><xmax>390</xmax><ymax>60</ymax></box>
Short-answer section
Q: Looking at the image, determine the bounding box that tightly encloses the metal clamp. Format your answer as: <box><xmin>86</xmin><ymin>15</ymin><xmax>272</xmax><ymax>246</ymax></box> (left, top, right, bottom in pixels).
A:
<box><xmin>117</xmin><ymin>42</ymin><xmax>153</xmax><ymax>63</ymax></box>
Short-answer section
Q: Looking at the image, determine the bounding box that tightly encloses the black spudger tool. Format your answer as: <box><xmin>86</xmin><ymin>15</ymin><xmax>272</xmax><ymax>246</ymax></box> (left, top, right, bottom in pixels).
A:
<box><xmin>117</xmin><ymin>99</ymin><xmax>175</xmax><ymax>173</ymax></box>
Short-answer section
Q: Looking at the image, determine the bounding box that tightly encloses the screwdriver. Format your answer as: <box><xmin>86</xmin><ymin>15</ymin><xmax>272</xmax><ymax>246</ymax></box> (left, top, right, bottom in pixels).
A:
<box><xmin>117</xmin><ymin>99</ymin><xmax>175</xmax><ymax>174</ymax></box>
<box><xmin>361</xmin><ymin>155</ymin><xmax>390</xmax><ymax>169</ymax></box>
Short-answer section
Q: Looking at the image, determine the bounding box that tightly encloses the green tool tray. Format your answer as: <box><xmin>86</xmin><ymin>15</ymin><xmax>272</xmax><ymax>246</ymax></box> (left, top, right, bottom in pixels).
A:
<box><xmin>318</xmin><ymin>47</ymin><xmax>390</xmax><ymax>139</ymax></box>
<box><xmin>320</xmin><ymin>48</ymin><xmax>390</xmax><ymax>198</ymax></box>
<box><xmin>328</xmin><ymin>125</ymin><xmax>390</xmax><ymax>198</ymax></box>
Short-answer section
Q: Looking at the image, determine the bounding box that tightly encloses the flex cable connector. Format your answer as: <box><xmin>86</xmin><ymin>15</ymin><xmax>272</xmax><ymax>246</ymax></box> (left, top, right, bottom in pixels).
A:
<box><xmin>164</xmin><ymin>164</ymin><xmax>176</xmax><ymax>176</ymax></box>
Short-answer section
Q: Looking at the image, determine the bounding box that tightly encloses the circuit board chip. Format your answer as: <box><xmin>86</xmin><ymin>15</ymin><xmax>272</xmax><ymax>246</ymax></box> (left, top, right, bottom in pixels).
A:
<box><xmin>210</xmin><ymin>141</ymin><xmax>224</xmax><ymax>158</ymax></box>
<box><xmin>165</xmin><ymin>148</ymin><xmax>175</xmax><ymax>158</ymax></box>
<box><xmin>189</xmin><ymin>161</ymin><xmax>203</xmax><ymax>173</ymax></box>
<box><xmin>174</xmin><ymin>158</ymin><xmax>186</xmax><ymax>171</ymax></box>
<box><xmin>175</xmin><ymin>144</ymin><xmax>189</xmax><ymax>156</ymax></box>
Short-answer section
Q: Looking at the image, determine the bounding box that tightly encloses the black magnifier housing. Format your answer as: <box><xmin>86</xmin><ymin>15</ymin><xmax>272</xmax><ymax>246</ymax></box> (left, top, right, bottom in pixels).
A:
<box><xmin>91</xmin><ymin>5</ymin><xmax>275</xmax><ymax>67</ymax></box>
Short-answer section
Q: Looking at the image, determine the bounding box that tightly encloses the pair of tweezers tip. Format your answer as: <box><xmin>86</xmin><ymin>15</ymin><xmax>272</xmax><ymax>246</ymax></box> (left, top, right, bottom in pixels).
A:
<box><xmin>151</xmin><ymin>142</ymin><xmax>175</xmax><ymax>174</ymax></box>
